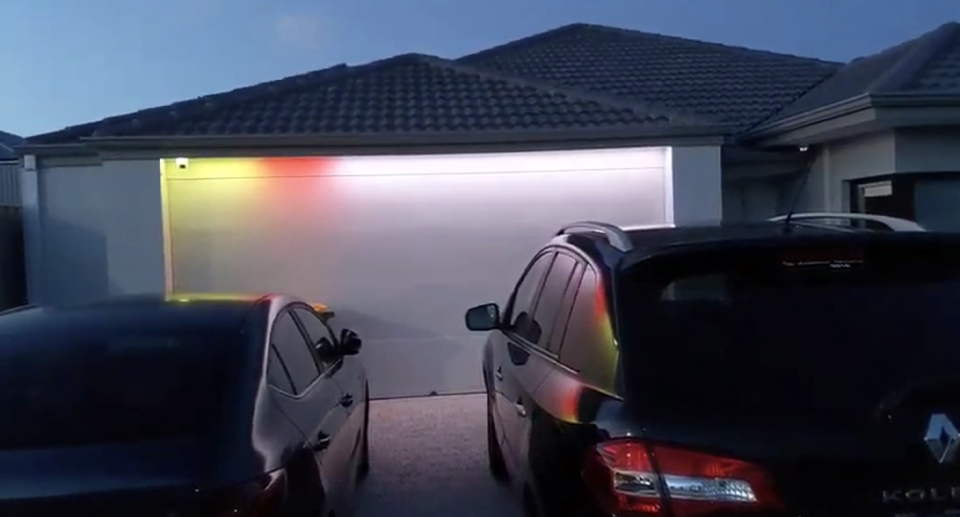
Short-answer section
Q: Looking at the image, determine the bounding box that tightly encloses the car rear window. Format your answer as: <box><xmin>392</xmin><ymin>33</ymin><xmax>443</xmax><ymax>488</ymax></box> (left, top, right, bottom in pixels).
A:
<box><xmin>0</xmin><ymin>329</ymin><xmax>239</xmax><ymax>450</ymax></box>
<box><xmin>617</xmin><ymin>239</ymin><xmax>960</xmax><ymax>419</ymax></box>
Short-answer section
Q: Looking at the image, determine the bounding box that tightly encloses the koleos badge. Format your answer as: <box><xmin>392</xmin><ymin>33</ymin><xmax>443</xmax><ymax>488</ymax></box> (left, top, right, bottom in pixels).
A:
<box><xmin>924</xmin><ymin>413</ymin><xmax>960</xmax><ymax>464</ymax></box>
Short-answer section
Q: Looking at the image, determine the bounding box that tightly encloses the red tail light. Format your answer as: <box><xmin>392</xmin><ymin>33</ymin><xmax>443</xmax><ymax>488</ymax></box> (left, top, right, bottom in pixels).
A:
<box><xmin>582</xmin><ymin>439</ymin><xmax>783</xmax><ymax>517</ymax></box>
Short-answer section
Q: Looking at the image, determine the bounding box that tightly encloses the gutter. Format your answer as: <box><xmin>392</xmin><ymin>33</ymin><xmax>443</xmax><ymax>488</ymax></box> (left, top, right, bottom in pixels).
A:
<box><xmin>19</xmin><ymin>125</ymin><xmax>727</xmax><ymax>157</ymax></box>
<box><xmin>742</xmin><ymin>92</ymin><xmax>960</xmax><ymax>143</ymax></box>
<box><xmin>740</xmin><ymin>94</ymin><xmax>873</xmax><ymax>141</ymax></box>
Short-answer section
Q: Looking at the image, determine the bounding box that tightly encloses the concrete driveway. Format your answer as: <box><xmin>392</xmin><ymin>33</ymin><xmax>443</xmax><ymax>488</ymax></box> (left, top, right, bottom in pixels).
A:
<box><xmin>355</xmin><ymin>393</ymin><xmax>523</xmax><ymax>517</ymax></box>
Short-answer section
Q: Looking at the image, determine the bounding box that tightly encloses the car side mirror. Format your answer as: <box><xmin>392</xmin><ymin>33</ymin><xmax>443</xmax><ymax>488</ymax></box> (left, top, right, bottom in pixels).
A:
<box><xmin>465</xmin><ymin>303</ymin><xmax>500</xmax><ymax>331</ymax></box>
<box><xmin>340</xmin><ymin>328</ymin><xmax>362</xmax><ymax>356</ymax></box>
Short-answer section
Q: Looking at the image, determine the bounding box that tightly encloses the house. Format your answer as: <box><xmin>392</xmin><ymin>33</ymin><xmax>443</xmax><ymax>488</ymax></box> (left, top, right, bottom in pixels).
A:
<box><xmin>16</xmin><ymin>21</ymin><xmax>960</xmax><ymax>398</ymax></box>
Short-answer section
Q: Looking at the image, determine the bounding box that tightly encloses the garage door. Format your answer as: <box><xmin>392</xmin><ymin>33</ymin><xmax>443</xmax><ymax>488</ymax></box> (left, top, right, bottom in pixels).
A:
<box><xmin>164</xmin><ymin>148</ymin><xmax>668</xmax><ymax>398</ymax></box>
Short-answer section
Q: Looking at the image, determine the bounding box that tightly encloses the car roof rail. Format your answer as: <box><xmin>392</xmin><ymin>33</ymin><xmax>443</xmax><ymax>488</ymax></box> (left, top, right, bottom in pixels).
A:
<box><xmin>768</xmin><ymin>212</ymin><xmax>927</xmax><ymax>232</ymax></box>
<box><xmin>557</xmin><ymin>221</ymin><xmax>634</xmax><ymax>252</ymax></box>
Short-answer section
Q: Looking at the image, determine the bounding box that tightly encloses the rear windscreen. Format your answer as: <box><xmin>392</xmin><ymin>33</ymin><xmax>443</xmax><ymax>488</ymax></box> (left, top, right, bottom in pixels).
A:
<box><xmin>0</xmin><ymin>330</ymin><xmax>239</xmax><ymax>450</ymax></box>
<box><xmin>618</xmin><ymin>240</ymin><xmax>960</xmax><ymax>418</ymax></box>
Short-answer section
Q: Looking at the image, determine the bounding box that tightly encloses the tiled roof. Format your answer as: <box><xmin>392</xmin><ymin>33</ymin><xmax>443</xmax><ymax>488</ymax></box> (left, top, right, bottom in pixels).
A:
<box><xmin>27</xmin><ymin>21</ymin><xmax>960</xmax><ymax>147</ymax></box>
<box><xmin>28</xmin><ymin>54</ymin><xmax>714</xmax><ymax>145</ymax></box>
<box><xmin>767</xmin><ymin>22</ymin><xmax>960</xmax><ymax>123</ymax></box>
<box><xmin>0</xmin><ymin>130</ymin><xmax>22</xmax><ymax>160</ymax></box>
<box><xmin>459</xmin><ymin>23</ymin><xmax>842</xmax><ymax>134</ymax></box>
<box><xmin>27</xmin><ymin>65</ymin><xmax>352</xmax><ymax>145</ymax></box>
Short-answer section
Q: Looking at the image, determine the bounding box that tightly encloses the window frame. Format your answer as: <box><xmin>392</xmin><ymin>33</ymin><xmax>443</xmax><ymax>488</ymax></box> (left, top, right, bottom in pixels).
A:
<box><xmin>266</xmin><ymin>343</ymin><xmax>296</xmax><ymax>394</ymax></box>
<box><xmin>266</xmin><ymin>307</ymin><xmax>324</xmax><ymax>397</ymax></box>
<box><xmin>526</xmin><ymin>251</ymin><xmax>580</xmax><ymax>354</ymax></box>
<box><xmin>503</xmin><ymin>250</ymin><xmax>556</xmax><ymax>328</ymax></box>
<box><xmin>290</xmin><ymin>304</ymin><xmax>341</xmax><ymax>370</ymax></box>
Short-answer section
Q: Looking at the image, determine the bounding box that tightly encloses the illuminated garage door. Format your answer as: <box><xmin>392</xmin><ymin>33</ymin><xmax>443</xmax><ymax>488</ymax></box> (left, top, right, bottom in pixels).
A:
<box><xmin>163</xmin><ymin>148</ymin><xmax>669</xmax><ymax>398</ymax></box>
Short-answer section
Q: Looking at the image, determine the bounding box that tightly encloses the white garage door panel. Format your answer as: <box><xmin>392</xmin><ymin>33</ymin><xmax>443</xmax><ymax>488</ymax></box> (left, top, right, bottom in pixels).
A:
<box><xmin>167</xmin><ymin>152</ymin><xmax>666</xmax><ymax>398</ymax></box>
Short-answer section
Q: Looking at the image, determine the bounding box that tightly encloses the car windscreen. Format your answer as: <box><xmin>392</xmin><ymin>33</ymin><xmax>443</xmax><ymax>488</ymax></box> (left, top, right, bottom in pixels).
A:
<box><xmin>0</xmin><ymin>329</ymin><xmax>240</xmax><ymax>450</ymax></box>
<box><xmin>617</xmin><ymin>239</ymin><xmax>960</xmax><ymax>420</ymax></box>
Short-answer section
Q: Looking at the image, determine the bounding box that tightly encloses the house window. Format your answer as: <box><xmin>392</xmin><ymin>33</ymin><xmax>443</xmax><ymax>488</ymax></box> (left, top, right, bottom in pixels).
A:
<box><xmin>850</xmin><ymin>177</ymin><xmax>915</xmax><ymax>221</ymax></box>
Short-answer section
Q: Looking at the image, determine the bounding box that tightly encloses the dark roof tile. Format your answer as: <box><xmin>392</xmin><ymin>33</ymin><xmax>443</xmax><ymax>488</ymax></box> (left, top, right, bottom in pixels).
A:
<box><xmin>28</xmin><ymin>54</ymin><xmax>711</xmax><ymax>144</ymax></box>
<box><xmin>766</xmin><ymin>22</ymin><xmax>960</xmax><ymax>125</ymax></box>
<box><xmin>459</xmin><ymin>23</ymin><xmax>841</xmax><ymax>134</ymax></box>
<box><xmin>28</xmin><ymin>64</ymin><xmax>352</xmax><ymax>144</ymax></box>
<box><xmin>906</xmin><ymin>23</ymin><xmax>960</xmax><ymax>92</ymax></box>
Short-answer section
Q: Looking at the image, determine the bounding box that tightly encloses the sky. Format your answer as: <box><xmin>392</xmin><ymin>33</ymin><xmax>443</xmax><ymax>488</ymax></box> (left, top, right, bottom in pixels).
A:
<box><xmin>1</xmin><ymin>0</ymin><xmax>958</xmax><ymax>137</ymax></box>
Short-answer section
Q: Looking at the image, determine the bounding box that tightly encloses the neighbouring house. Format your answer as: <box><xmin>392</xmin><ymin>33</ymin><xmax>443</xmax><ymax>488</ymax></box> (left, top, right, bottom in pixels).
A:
<box><xmin>15</xmin><ymin>21</ymin><xmax>960</xmax><ymax>398</ymax></box>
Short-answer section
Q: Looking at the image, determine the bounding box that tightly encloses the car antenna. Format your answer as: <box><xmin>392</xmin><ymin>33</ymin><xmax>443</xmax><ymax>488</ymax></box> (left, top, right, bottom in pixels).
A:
<box><xmin>782</xmin><ymin>146</ymin><xmax>813</xmax><ymax>234</ymax></box>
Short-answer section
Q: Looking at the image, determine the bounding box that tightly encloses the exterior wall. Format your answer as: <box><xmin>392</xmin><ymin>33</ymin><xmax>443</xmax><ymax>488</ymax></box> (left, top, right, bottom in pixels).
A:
<box><xmin>795</xmin><ymin>131</ymin><xmax>897</xmax><ymax>213</ymax></box>
<box><xmin>721</xmin><ymin>157</ymin><xmax>803</xmax><ymax>222</ymax></box>
<box><xmin>666</xmin><ymin>146</ymin><xmax>722</xmax><ymax>223</ymax></box>
<box><xmin>0</xmin><ymin>161</ymin><xmax>20</xmax><ymax>206</ymax></box>
<box><xmin>791</xmin><ymin>128</ymin><xmax>960</xmax><ymax>230</ymax></box>
<box><xmin>22</xmin><ymin>159</ymin><xmax>166</xmax><ymax>304</ymax></box>
<box><xmin>895</xmin><ymin>127</ymin><xmax>960</xmax><ymax>173</ymax></box>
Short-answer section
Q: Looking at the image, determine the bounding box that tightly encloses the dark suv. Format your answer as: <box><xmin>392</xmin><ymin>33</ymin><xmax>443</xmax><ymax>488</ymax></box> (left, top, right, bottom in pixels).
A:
<box><xmin>465</xmin><ymin>215</ymin><xmax>960</xmax><ymax>517</ymax></box>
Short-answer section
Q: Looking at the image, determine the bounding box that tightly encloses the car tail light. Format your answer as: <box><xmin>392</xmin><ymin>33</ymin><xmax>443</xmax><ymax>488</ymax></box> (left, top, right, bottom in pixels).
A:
<box><xmin>197</xmin><ymin>469</ymin><xmax>288</xmax><ymax>517</ymax></box>
<box><xmin>582</xmin><ymin>439</ymin><xmax>783</xmax><ymax>517</ymax></box>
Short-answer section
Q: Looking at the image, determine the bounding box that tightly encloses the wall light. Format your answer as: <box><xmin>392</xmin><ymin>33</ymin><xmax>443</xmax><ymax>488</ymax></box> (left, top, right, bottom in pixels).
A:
<box><xmin>175</xmin><ymin>157</ymin><xmax>189</xmax><ymax>169</ymax></box>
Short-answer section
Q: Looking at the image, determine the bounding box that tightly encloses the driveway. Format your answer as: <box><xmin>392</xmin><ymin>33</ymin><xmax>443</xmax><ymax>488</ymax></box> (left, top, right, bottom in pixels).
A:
<box><xmin>355</xmin><ymin>393</ymin><xmax>523</xmax><ymax>517</ymax></box>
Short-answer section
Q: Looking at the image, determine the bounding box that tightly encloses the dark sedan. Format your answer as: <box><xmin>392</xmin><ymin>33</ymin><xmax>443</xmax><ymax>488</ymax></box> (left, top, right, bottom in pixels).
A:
<box><xmin>0</xmin><ymin>293</ymin><xmax>369</xmax><ymax>517</ymax></box>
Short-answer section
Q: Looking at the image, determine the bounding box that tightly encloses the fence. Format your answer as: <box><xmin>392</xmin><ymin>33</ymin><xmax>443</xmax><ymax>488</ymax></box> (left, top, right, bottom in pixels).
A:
<box><xmin>0</xmin><ymin>161</ymin><xmax>20</xmax><ymax>207</ymax></box>
<box><xmin>0</xmin><ymin>207</ymin><xmax>26</xmax><ymax>310</ymax></box>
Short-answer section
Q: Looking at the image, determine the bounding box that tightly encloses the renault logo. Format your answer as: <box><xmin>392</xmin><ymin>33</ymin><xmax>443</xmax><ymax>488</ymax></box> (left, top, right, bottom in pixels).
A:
<box><xmin>925</xmin><ymin>413</ymin><xmax>960</xmax><ymax>464</ymax></box>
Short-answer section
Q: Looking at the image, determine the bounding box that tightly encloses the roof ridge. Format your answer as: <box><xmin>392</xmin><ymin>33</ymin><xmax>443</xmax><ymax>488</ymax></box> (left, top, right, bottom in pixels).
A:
<box><xmin>457</xmin><ymin>23</ymin><xmax>589</xmax><ymax>62</ymax></box>
<box><xmin>583</xmin><ymin>23</ymin><xmax>842</xmax><ymax>67</ymax></box>
<box><xmin>869</xmin><ymin>21</ymin><xmax>960</xmax><ymax>93</ymax></box>
<box><xmin>29</xmin><ymin>63</ymin><xmax>350</xmax><ymax>141</ymax></box>
<box><xmin>428</xmin><ymin>54</ymin><xmax>714</xmax><ymax>126</ymax></box>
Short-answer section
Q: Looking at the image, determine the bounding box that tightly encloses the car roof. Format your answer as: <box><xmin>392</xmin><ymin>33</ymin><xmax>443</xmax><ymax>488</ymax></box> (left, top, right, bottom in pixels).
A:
<box><xmin>0</xmin><ymin>293</ymin><xmax>271</xmax><ymax>338</ymax></box>
<box><xmin>621</xmin><ymin>222</ymin><xmax>843</xmax><ymax>251</ymax></box>
<box><xmin>554</xmin><ymin>221</ymin><xmax>960</xmax><ymax>270</ymax></box>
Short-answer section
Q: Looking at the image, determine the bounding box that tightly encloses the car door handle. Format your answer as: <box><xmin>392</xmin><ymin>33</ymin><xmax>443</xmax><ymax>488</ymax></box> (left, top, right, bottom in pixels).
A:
<box><xmin>514</xmin><ymin>400</ymin><xmax>527</xmax><ymax>418</ymax></box>
<box><xmin>340</xmin><ymin>394</ymin><xmax>354</xmax><ymax>408</ymax></box>
<box><xmin>313</xmin><ymin>433</ymin><xmax>332</xmax><ymax>451</ymax></box>
<box><xmin>495</xmin><ymin>366</ymin><xmax>504</xmax><ymax>382</ymax></box>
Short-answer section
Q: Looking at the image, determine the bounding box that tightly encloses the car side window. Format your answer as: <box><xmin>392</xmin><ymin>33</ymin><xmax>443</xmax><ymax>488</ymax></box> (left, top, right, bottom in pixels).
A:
<box><xmin>267</xmin><ymin>345</ymin><xmax>296</xmax><ymax>393</ymax></box>
<box><xmin>529</xmin><ymin>253</ymin><xmax>578</xmax><ymax>350</ymax></box>
<box><xmin>548</xmin><ymin>261</ymin><xmax>585</xmax><ymax>354</ymax></box>
<box><xmin>292</xmin><ymin>307</ymin><xmax>338</xmax><ymax>365</ymax></box>
<box><xmin>270</xmin><ymin>311</ymin><xmax>321</xmax><ymax>394</ymax></box>
<box><xmin>559</xmin><ymin>267</ymin><xmax>618</xmax><ymax>390</ymax></box>
<box><xmin>508</xmin><ymin>252</ymin><xmax>556</xmax><ymax>343</ymax></box>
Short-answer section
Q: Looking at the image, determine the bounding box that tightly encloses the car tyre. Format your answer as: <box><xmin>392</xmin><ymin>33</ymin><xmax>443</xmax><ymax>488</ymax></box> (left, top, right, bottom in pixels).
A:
<box><xmin>358</xmin><ymin>384</ymin><xmax>370</xmax><ymax>479</ymax></box>
<box><xmin>487</xmin><ymin>395</ymin><xmax>508</xmax><ymax>481</ymax></box>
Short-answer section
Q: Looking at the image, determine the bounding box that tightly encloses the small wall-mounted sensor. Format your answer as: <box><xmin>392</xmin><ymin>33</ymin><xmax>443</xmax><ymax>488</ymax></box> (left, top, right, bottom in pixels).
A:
<box><xmin>175</xmin><ymin>157</ymin><xmax>189</xmax><ymax>169</ymax></box>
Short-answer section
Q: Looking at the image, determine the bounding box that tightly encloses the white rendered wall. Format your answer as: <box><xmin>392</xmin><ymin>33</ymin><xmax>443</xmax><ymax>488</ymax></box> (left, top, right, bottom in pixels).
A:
<box><xmin>24</xmin><ymin>159</ymin><xmax>166</xmax><ymax>304</ymax></box>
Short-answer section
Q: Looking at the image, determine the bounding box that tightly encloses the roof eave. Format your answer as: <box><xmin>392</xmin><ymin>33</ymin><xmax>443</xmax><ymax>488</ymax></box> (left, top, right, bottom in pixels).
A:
<box><xmin>740</xmin><ymin>92</ymin><xmax>960</xmax><ymax>146</ymax></box>
<box><xmin>740</xmin><ymin>94</ymin><xmax>873</xmax><ymax>142</ymax></box>
<box><xmin>23</xmin><ymin>126</ymin><xmax>727</xmax><ymax>157</ymax></box>
<box><xmin>15</xmin><ymin>143</ymin><xmax>101</xmax><ymax>157</ymax></box>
